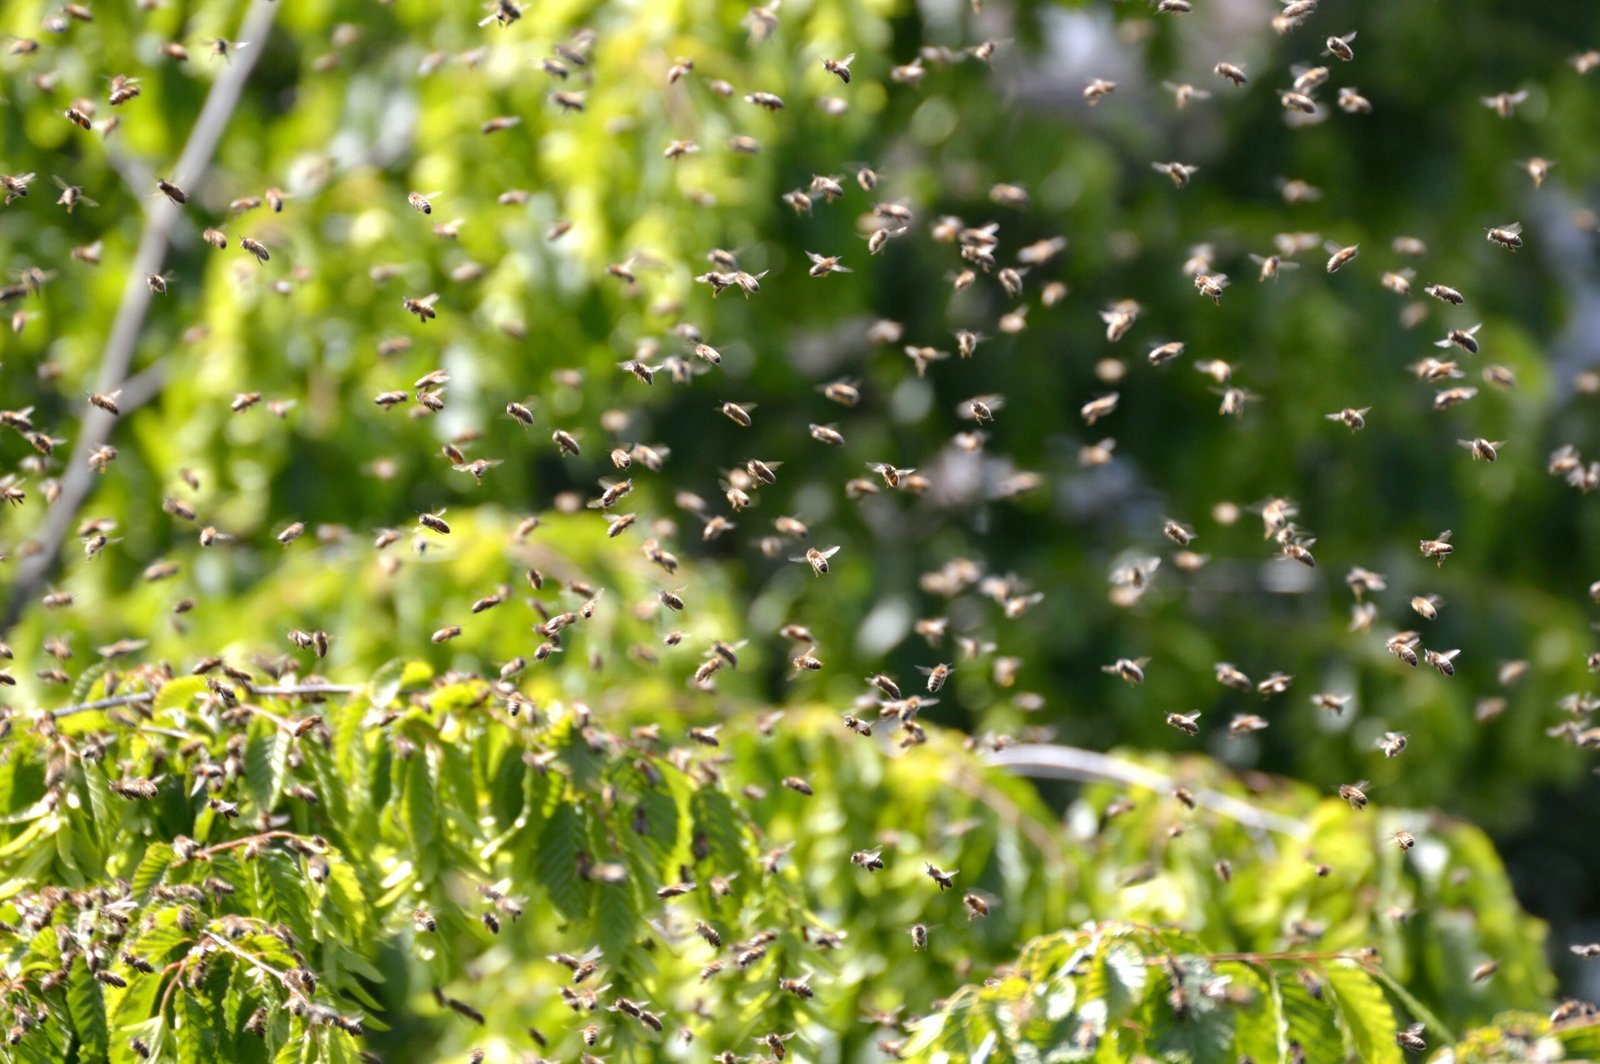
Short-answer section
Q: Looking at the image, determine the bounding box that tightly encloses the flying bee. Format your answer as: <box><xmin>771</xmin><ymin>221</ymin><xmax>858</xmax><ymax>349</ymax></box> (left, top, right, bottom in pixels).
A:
<box><xmin>1339</xmin><ymin>782</ymin><xmax>1369</xmax><ymax>810</ymax></box>
<box><xmin>806</xmin><ymin>251</ymin><xmax>850</xmax><ymax>276</ymax></box>
<box><xmin>1387</xmin><ymin>633</ymin><xmax>1421</xmax><ymax>667</ymax></box>
<box><xmin>1424</xmin><ymin>283</ymin><xmax>1464</xmax><ymax>305</ymax></box>
<box><xmin>52</xmin><ymin>176</ymin><xmax>97</xmax><ymax>213</ymax></box>
<box><xmin>1481</xmin><ymin>90</ymin><xmax>1529</xmax><ymax>118</ymax></box>
<box><xmin>1379</xmin><ymin>731</ymin><xmax>1410</xmax><ymax>757</ymax></box>
<box><xmin>850</xmin><ymin>849</ymin><xmax>884</xmax><ymax>872</ymax></box>
<box><xmin>1249</xmin><ymin>253</ymin><xmax>1299</xmax><ymax>282</ymax></box>
<box><xmin>403</xmin><ymin>293</ymin><xmax>439</xmax><ymax>322</ymax></box>
<box><xmin>1166</xmin><ymin>711</ymin><xmax>1201</xmax><ymax>736</ymax></box>
<box><xmin>1194</xmin><ymin>273</ymin><xmax>1229</xmax><ymax>303</ymax></box>
<box><xmin>207</xmin><ymin>38</ymin><xmax>250</xmax><ymax>62</ymax></box>
<box><xmin>1313</xmin><ymin>692</ymin><xmax>1351</xmax><ymax>714</ymax></box>
<box><xmin>1161</xmin><ymin>81</ymin><xmax>1211</xmax><ymax>108</ymax></box>
<box><xmin>1458</xmin><ymin>437</ymin><xmax>1505</xmax><ymax>463</ymax></box>
<box><xmin>407</xmin><ymin>190</ymin><xmax>441</xmax><ymax>214</ymax></box>
<box><xmin>1323</xmin><ymin>31</ymin><xmax>1357</xmax><ymax>60</ymax></box>
<box><xmin>146</xmin><ymin>273</ymin><xmax>172</xmax><ymax>294</ymax></box>
<box><xmin>239</xmin><ymin>237</ymin><xmax>269</xmax><ymax>263</ymax></box>
<box><xmin>1102</xmin><ymin>657</ymin><xmax>1150</xmax><ymax>686</ymax></box>
<box><xmin>746</xmin><ymin>91</ymin><xmax>784</xmax><ymax>111</ymax></box>
<box><xmin>1215</xmin><ymin>62</ymin><xmax>1248</xmax><ymax>86</ymax></box>
<box><xmin>1396</xmin><ymin>1024</ymin><xmax>1427</xmax><ymax>1053</ymax></box>
<box><xmin>550</xmin><ymin>90</ymin><xmax>585</xmax><ymax>112</ymax></box>
<box><xmin>1324</xmin><ymin>242</ymin><xmax>1359</xmax><ymax>273</ymax></box>
<box><xmin>1326</xmin><ymin>407</ymin><xmax>1371</xmax><ymax>431</ymax></box>
<box><xmin>1081</xmin><ymin>393</ymin><xmax>1120</xmax><ymax>425</ymax></box>
<box><xmin>1389</xmin><ymin>831</ymin><xmax>1417</xmax><ymax>851</ymax></box>
<box><xmin>1410</xmin><ymin>594</ymin><xmax>1443</xmax><ymax>620</ymax></box>
<box><xmin>793</xmin><ymin>546</ymin><xmax>841</xmax><ymax>576</ymax></box>
<box><xmin>918</xmin><ymin>662</ymin><xmax>954</xmax><ymax>692</ymax></box>
<box><xmin>1424</xmin><ymin>648</ymin><xmax>1460</xmax><ymax>676</ymax></box>
<box><xmin>1436</xmin><ymin>323</ymin><xmax>1482</xmax><ymax>354</ymax></box>
<box><xmin>1153</xmin><ymin>161</ymin><xmax>1200</xmax><ymax>188</ymax></box>
<box><xmin>1486</xmin><ymin>222</ymin><xmax>1523</xmax><ymax>250</ymax></box>
<box><xmin>1519</xmin><ymin>158</ymin><xmax>1553</xmax><ymax>188</ymax></box>
<box><xmin>1337</xmin><ymin>86</ymin><xmax>1373</xmax><ymax>113</ymax></box>
<box><xmin>64</xmin><ymin>106</ymin><xmax>93</xmax><ymax>129</ymax></box>
<box><xmin>1419</xmin><ymin>530</ymin><xmax>1453</xmax><ymax>566</ymax></box>
<box><xmin>1162</xmin><ymin>519</ymin><xmax>1196</xmax><ymax>546</ymax></box>
<box><xmin>155</xmin><ymin>178</ymin><xmax>187</xmax><ymax>204</ymax></box>
<box><xmin>1083</xmin><ymin>78</ymin><xmax>1117</xmax><ymax>105</ymax></box>
<box><xmin>822</xmin><ymin>53</ymin><xmax>855</xmax><ymax>83</ymax></box>
<box><xmin>89</xmin><ymin>390</ymin><xmax>122</xmax><ymax>416</ymax></box>
<box><xmin>1148</xmin><ymin>341</ymin><xmax>1185</xmax><ymax>366</ymax></box>
<box><xmin>1280</xmin><ymin>90</ymin><xmax>1317</xmax><ymax>114</ymax></box>
<box><xmin>924</xmin><ymin>864</ymin><xmax>957</xmax><ymax>891</ymax></box>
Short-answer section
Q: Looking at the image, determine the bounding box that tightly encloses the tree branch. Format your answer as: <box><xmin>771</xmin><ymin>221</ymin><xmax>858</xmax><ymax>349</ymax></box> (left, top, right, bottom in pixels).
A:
<box><xmin>48</xmin><ymin>683</ymin><xmax>361</xmax><ymax>720</ymax></box>
<box><xmin>0</xmin><ymin>0</ymin><xmax>281</xmax><ymax>634</ymax></box>
<box><xmin>985</xmin><ymin>743</ymin><xmax>1311</xmax><ymax>839</ymax></box>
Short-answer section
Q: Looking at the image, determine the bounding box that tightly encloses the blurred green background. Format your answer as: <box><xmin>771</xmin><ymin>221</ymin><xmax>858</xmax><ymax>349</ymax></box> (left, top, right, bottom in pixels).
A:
<box><xmin>3</xmin><ymin>0</ymin><xmax>1599</xmax><ymax>1026</ymax></box>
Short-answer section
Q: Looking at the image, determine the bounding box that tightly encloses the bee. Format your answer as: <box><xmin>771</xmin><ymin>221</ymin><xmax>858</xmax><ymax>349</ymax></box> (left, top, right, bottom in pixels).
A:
<box><xmin>1575</xmin><ymin>50</ymin><xmax>1600</xmax><ymax>75</ymax></box>
<box><xmin>918</xmin><ymin>662</ymin><xmax>954</xmax><ymax>692</ymax></box>
<box><xmin>1193</xmin><ymin>273</ymin><xmax>1229</xmax><ymax>303</ymax></box>
<box><xmin>822</xmin><ymin>53</ymin><xmax>855</xmax><ymax>83</ymax></box>
<box><xmin>52</xmin><ymin>176</ymin><xmax>97</xmax><ymax>213</ymax></box>
<box><xmin>403</xmin><ymin>293</ymin><xmax>440</xmax><ymax>322</ymax></box>
<box><xmin>1249</xmin><ymin>253</ymin><xmax>1300</xmax><ymax>282</ymax></box>
<box><xmin>146</xmin><ymin>273</ymin><xmax>172</xmax><ymax>294</ymax></box>
<box><xmin>1379</xmin><ymin>731</ymin><xmax>1410</xmax><ymax>758</ymax></box>
<box><xmin>1148</xmin><ymin>341</ymin><xmax>1186</xmax><ymax>366</ymax></box>
<box><xmin>924</xmin><ymin>863</ymin><xmax>957</xmax><ymax>891</ymax></box>
<box><xmin>746</xmin><ymin>91</ymin><xmax>784</xmax><ymax>111</ymax></box>
<box><xmin>239</xmin><ymin>237</ymin><xmax>269</xmax><ymax>263</ymax></box>
<box><xmin>207</xmin><ymin>38</ymin><xmax>250</xmax><ymax>62</ymax></box>
<box><xmin>1419</xmin><ymin>530</ymin><xmax>1454</xmax><ymax>566</ymax></box>
<box><xmin>1083</xmin><ymin>78</ymin><xmax>1117</xmax><ymax>105</ymax></box>
<box><xmin>1387</xmin><ymin>632</ymin><xmax>1421</xmax><ymax>667</ymax></box>
<box><xmin>265</xmin><ymin>187</ymin><xmax>286</xmax><ymax>212</ymax></box>
<box><xmin>1166</xmin><ymin>711</ymin><xmax>1201</xmax><ymax>736</ymax></box>
<box><xmin>550</xmin><ymin>91</ymin><xmax>586</xmax><ymax>113</ymax></box>
<box><xmin>1410</xmin><ymin>594</ymin><xmax>1443</xmax><ymax>620</ymax></box>
<box><xmin>1486</xmin><ymin>222</ymin><xmax>1523</xmax><ymax>250</ymax></box>
<box><xmin>1339</xmin><ymin>782</ymin><xmax>1369</xmax><ymax>810</ymax></box>
<box><xmin>1157</xmin><ymin>0</ymin><xmax>1192</xmax><ymax>12</ymax></box>
<box><xmin>1313</xmin><ymin>691</ymin><xmax>1351</xmax><ymax>715</ymax></box>
<box><xmin>1280</xmin><ymin>90</ymin><xmax>1318</xmax><ymax>114</ymax></box>
<box><xmin>1081</xmin><ymin>393</ymin><xmax>1120</xmax><ymax>425</ymax></box>
<box><xmin>1229</xmin><ymin>714</ymin><xmax>1269</xmax><ymax>735</ymax></box>
<box><xmin>793</xmin><ymin>546</ymin><xmax>841</xmax><ymax>576</ymax></box>
<box><xmin>806</xmin><ymin>251</ymin><xmax>851</xmax><ymax>277</ymax></box>
<box><xmin>1324</xmin><ymin>242</ymin><xmax>1359</xmax><ymax>273</ymax></box>
<box><xmin>1424</xmin><ymin>283</ymin><xmax>1464</xmax><ymax>305</ymax></box>
<box><xmin>719</xmin><ymin>401</ymin><xmax>756</xmax><ymax>427</ymax></box>
<box><xmin>1520</xmin><ymin>157</ymin><xmax>1554</xmax><ymax>187</ymax></box>
<box><xmin>1102</xmin><ymin>657</ymin><xmax>1150</xmax><ymax>686</ymax></box>
<box><xmin>910</xmin><ymin>924</ymin><xmax>928</xmax><ymax>950</ymax></box>
<box><xmin>1162</xmin><ymin>519</ymin><xmax>1196</xmax><ymax>546</ymax></box>
<box><xmin>72</xmin><ymin>240</ymin><xmax>104</xmax><ymax>263</ymax></box>
<box><xmin>1481</xmin><ymin>90</ymin><xmax>1529</xmax><ymax>118</ymax></box>
<box><xmin>64</xmin><ymin>106</ymin><xmax>94</xmax><ymax>129</ymax></box>
<box><xmin>1337</xmin><ymin>86</ymin><xmax>1373</xmax><ymax>114</ymax></box>
<box><xmin>407</xmin><ymin>190</ymin><xmax>441</xmax><ymax>214</ymax></box>
<box><xmin>110</xmin><ymin>777</ymin><xmax>160</xmax><ymax>799</ymax></box>
<box><xmin>1423</xmin><ymin>648</ymin><xmax>1460</xmax><ymax>676</ymax></box>
<box><xmin>1471</xmin><ymin>961</ymin><xmax>1499</xmax><ymax>983</ymax></box>
<box><xmin>1157</xmin><ymin>83</ymin><xmax>1212</xmax><ymax>118</ymax></box>
<box><xmin>1326</xmin><ymin>407</ymin><xmax>1371</xmax><ymax>431</ymax></box>
<box><xmin>891</xmin><ymin>57</ymin><xmax>926</xmax><ymax>85</ymax></box>
<box><xmin>1436</xmin><ymin>323</ymin><xmax>1482</xmax><ymax>354</ymax></box>
<box><xmin>1396</xmin><ymin>1024</ymin><xmax>1427</xmax><ymax>1052</ymax></box>
<box><xmin>810</xmin><ymin>423</ymin><xmax>846</xmax><ymax>446</ymax></box>
<box><xmin>1214</xmin><ymin>62</ymin><xmax>1248</xmax><ymax>86</ymax></box>
<box><xmin>1433</xmin><ymin>386</ymin><xmax>1478</xmax><ymax>410</ymax></box>
<box><xmin>1457</xmin><ymin>437</ymin><xmax>1505</xmax><ymax>463</ymax></box>
<box><xmin>1323</xmin><ymin>31</ymin><xmax>1357</xmax><ymax>60</ymax></box>
<box><xmin>1153</xmin><ymin>161</ymin><xmax>1200</xmax><ymax>188</ymax></box>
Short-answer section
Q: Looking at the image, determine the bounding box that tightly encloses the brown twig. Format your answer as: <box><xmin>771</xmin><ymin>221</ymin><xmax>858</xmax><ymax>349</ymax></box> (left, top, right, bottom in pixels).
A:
<box><xmin>48</xmin><ymin>683</ymin><xmax>361</xmax><ymax>720</ymax></box>
<box><xmin>0</xmin><ymin>0</ymin><xmax>281</xmax><ymax>634</ymax></box>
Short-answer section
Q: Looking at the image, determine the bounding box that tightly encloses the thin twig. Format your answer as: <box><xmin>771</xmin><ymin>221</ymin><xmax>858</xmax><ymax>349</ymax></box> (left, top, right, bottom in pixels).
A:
<box><xmin>0</xmin><ymin>0</ymin><xmax>281</xmax><ymax>634</ymax></box>
<box><xmin>985</xmin><ymin>743</ymin><xmax>1310</xmax><ymax>839</ymax></box>
<box><xmin>48</xmin><ymin>683</ymin><xmax>361</xmax><ymax>720</ymax></box>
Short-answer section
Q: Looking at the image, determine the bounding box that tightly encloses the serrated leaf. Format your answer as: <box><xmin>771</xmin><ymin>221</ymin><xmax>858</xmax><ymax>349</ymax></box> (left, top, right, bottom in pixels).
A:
<box><xmin>1099</xmin><ymin>939</ymin><xmax>1149</xmax><ymax>1021</ymax></box>
<box><xmin>67</xmin><ymin>955</ymin><xmax>110</xmax><ymax>1061</ymax></box>
<box><xmin>245</xmin><ymin>727</ymin><xmax>292</xmax><ymax>814</ymax></box>
<box><xmin>153</xmin><ymin>676</ymin><xmax>209</xmax><ymax>715</ymax></box>
<box><xmin>1326</xmin><ymin>962</ymin><xmax>1402</xmax><ymax>1064</ymax></box>
<box><xmin>403</xmin><ymin>752</ymin><xmax>439</xmax><ymax>883</ymax></box>
<box><xmin>256</xmin><ymin>850</ymin><xmax>313</xmax><ymax>944</ymax></box>
<box><xmin>534</xmin><ymin>802</ymin><xmax>588</xmax><ymax>920</ymax></box>
<box><xmin>1277</xmin><ymin>967</ymin><xmax>1345</xmax><ymax>1064</ymax></box>
<box><xmin>177</xmin><ymin>986</ymin><xmax>222</xmax><ymax>1064</ymax></box>
<box><xmin>132</xmin><ymin>842</ymin><xmax>175</xmax><ymax>897</ymax></box>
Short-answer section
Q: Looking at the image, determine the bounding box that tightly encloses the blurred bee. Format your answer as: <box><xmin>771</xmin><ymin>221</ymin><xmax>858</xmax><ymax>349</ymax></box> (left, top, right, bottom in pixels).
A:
<box><xmin>1389</xmin><ymin>831</ymin><xmax>1417</xmax><ymax>851</ymax></box>
<box><xmin>1419</xmin><ymin>530</ymin><xmax>1453</xmax><ymax>566</ymax></box>
<box><xmin>918</xmin><ymin>663</ymin><xmax>954</xmax><ymax>693</ymax></box>
<box><xmin>407</xmin><ymin>190</ymin><xmax>441</xmax><ymax>214</ymax></box>
<box><xmin>1280</xmin><ymin>90</ymin><xmax>1317</xmax><ymax>114</ymax></box>
<box><xmin>1162</xmin><ymin>519</ymin><xmax>1196</xmax><ymax>546</ymax></box>
<box><xmin>1436</xmin><ymin>323</ymin><xmax>1482</xmax><ymax>354</ymax></box>
<box><xmin>1481</xmin><ymin>90</ymin><xmax>1529</xmax><ymax>118</ymax></box>
<box><xmin>1387</xmin><ymin>633</ymin><xmax>1421</xmax><ymax>668</ymax></box>
<box><xmin>1102</xmin><ymin>657</ymin><xmax>1150</xmax><ymax>686</ymax></box>
<box><xmin>1249</xmin><ymin>253</ymin><xmax>1299</xmax><ymax>282</ymax></box>
<box><xmin>1379</xmin><ymin>731</ymin><xmax>1410</xmax><ymax>757</ymax></box>
<box><xmin>746</xmin><ymin>91</ymin><xmax>784</xmax><ymax>111</ymax></box>
<box><xmin>403</xmin><ymin>293</ymin><xmax>440</xmax><ymax>322</ymax></box>
<box><xmin>1410</xmin><ymin>594</ymin><xmax>1443</xmax><ymax>620</ymax></box>
<box><xmin>1326</xmin><ymin>407</ymin><xmax>1370</xmax><ymax>431</ymax></box>
<box><xmin>1081</xmin><ymin>393</ymin><xmax>1120</xmax><ymax>425</ymax></box>
<box><xmin>1458</xmin><ymin>437</ymin><xmax>1504</xmax><ymax>462</ymax></box>
<box><xmin>1337</xmin><ymin>86</ymin><xmax>1373</xmax><ymax>113</ymax></box>
<box><xmin>924</xmin><ymin>863</ymin><xmax>957</xmax><ymax>890</ymax></box>
<box><xmin>823</xmin><ymin>54</ymin><xmax>855</xmax><ymax>83</ymax></box>
<box><xmin>1166</xmin><ymin>711</ymin><xmax>1201</xmax><ymax>736</ymax></box>
<box><xmin>1083</xmin><ymin>78</ymin><xmax>1117</xmax><ymax>105</ymax></box>
<box><xmin>551</xmin><ymin>91</ymin><xmax>585</xmax><ymax>113</ymax></box>
<box><xmin>1150</xmin><ymin>160</ymin><xmax>1206</xmax><ymax>194</ymax></box>
<box><xmin>1313</xmin><ymin>692</ymin><xmax>1351</xmax><ymax>714</ymax></box>
<box><xmin>1338</xmin><ymin>782</ymin><xmax>1368</xmax><ymax>810</ymax></box>
<box><xmin>850</xmin><ymin>849</ymin><xmax>884</xmax><ymax>872</ymax></box>
<box><xmin>1161</xmin><ymin>81</ymin><xmax>1211</xmax><ymax>108</ymax></box>
<box><xmin>1423</xmin><ymin>648</ymin><xmax>1460</xmax><ymax>676</ymax></box>
<box><xmin>1323</xmin><ymin>31</ymin><xmax>1357</xmax><ymax>60</ymax></box>
<box><xmin>1324</xmin><ymin>242</ymin><xmax>1358</xmax><ymax>273</ymax></box>
<box><xmin>1486</xmin><ymin>222</ymin><xmax>1523</xmax><ymax>250</ymax></box>
<box><xmin>1424</xmin><ymin>283</ymin><xmax>1464</xmax><ymax>305</ymax></box>
<box><xmin>1194</xmin><ymin>273</ymin><xmax>1229</xmax><ymax>303</ymax></box>
<box><xmin>239</xmin><ymin>237</ymin><xmax>269</xmax><ymax>263</ymax></box>
<box><xmin>146</xmin><ymin>273</ymin><xmax>173</xmax><ymax>294</ymax></box>
<box><xmin>1396</xmin><ymin>1024</ymin><xmax>1427</xmax><ymax>1052</ymax></box>
<box><xmin>910</xmin><ymin>924</ymin><xmax>928</xmax><ymax>950</ymax></box>
<box><xmin>52</xmin><ymin>177</ymin><xmax>97</xmax><ymax>214</ymax></box>
<box><xmin>806</xmin><ymin>251</ymin><xmax>851</xmax><ymax>276</ymax></box>
<box><xmin>1148</xmin><ymin>341</ymin><xmax>1185</xmax><ymax>366</ymax></box>
<box><xmin>1214</xmin><ymin>62</ymin><xmax>1248</xmax><ymax>86</ymax></box>
<box><xmin>1519</xmin><ymin>158</ymin><xmax>1553</xmax><ymax>187</ymax></box>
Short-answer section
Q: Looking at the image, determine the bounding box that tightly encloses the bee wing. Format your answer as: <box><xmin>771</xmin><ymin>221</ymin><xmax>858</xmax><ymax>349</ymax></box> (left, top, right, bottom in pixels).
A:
<box><xmin>1437</xmin><ymin>529</ymin><xmax>1452</xmax><ymax>541</ymax></box>
<box><xmin>841</xmin><ymin>53</ymin><xmax>856</xmax><ymax>64</ymax></box>
<box><xmin>422</xmin><ymin>292</ymin><xmax>440</xmax><ymax>305</ymax></box>
<box><xmin>818</xmin><ymin>546</ymin><xmax>841</xmax><ymax>559</ymax></box>
<box><xmin>1502</xmin><ymin>222</ymin><xmax>1523</xmax><ymax>235</ymax></box>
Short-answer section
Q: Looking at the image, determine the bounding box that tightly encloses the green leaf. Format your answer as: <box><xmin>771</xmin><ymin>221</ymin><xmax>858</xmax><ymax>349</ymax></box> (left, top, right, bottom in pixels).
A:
<box><xmin>1276</xmin><ymin>968</ymin><xmax>1345</xmax><ymax>1064</ymax></box>
<box><xmin>534</xmin><ymin>801</ymin><xmax>589</xmax><ymax>921</ymax></box>
<box><xmin>177</xmin><ymin>986</ymin><xmax>222</xmax><ymax>1064</ymax></box>
<box><xmin>1325</xmin><ymin>962</ymin><xmax>1402</xmax><ymax>1064</ymax></box>
<box><xmin>131</xmin><ymin>842</ymin><xmax>175</xmax><ymax>897</ymax></box>
<box><xmin>67</xmin><ymin>956</ymin><xmax>110</xmax><ymax>1061</ymax></box>
<box><xmin>153</xmin><ymin>676</ymin><xmax>209</xmax><ymax>715</ymax></box>
<box><xmin>245</xmin><ymin>727</ymin><xmax>292</xmax><ymax>815</ymax></box>
<box><xmin>403</xmin><ymin>752</ymin><xmax>440</xmax><ymax>883</ymax></box>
